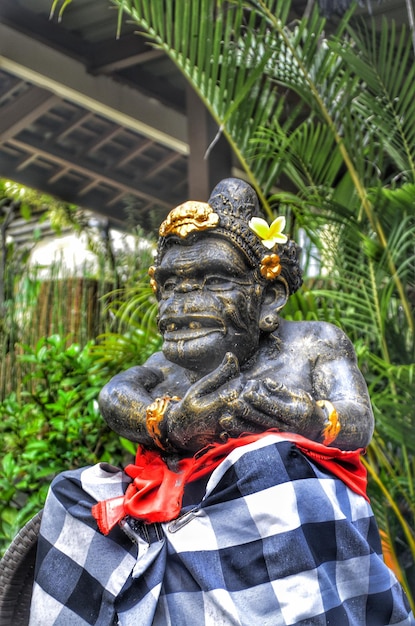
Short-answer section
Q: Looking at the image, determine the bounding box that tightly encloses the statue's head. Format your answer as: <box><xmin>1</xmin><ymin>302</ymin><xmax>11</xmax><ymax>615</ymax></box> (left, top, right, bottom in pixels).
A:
<box><xmin>149</xmin><ymin>178</ymin><xmax>303</xmax><ymax>373</ymax></box>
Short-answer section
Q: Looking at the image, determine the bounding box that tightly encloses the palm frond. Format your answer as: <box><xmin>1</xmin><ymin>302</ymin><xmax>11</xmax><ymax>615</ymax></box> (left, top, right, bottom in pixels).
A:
<box><xmin>367</xmin><ymin>354</ymin><xmax>415</xmax><ymax>422</ymax></box>
<box><xmin>337</xmin><ymin>19</ymin><xmax>415</xmax><ymax>178</ymax></box>
<box><xmin>123</xmin><ymin>0</ymin><xmax>413</xmax><ymax>331</ymax></box>
<box><xmin>379</xmin><ymin>527</ymin><xmax>406</xmax><ymax>587</ymax></box>
<box><xmin>89</xmin><ymin>273</ymin><xmax>161</xmax><ymax>371</ymax></box>
<box><xmin>253</xmin><ymin>119</ymin><xmax>346</xmax><ymax>194</ymax></box>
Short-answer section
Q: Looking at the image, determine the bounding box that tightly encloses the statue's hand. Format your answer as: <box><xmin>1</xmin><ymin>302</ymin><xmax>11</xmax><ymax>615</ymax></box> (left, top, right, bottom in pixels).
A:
<box><xmin>240</xmin><ymin>378</ymin><xmax>325</xmax><ymax>440</ymax></box>
<box><xmin>163</xmin><ymin>352</ymin><xmax>246</xmax><ymax>451</ymax></box>
<box><xmin>161</xmin><ymin>367</ymin><xmax>327</xmax><ymax>451</ymax></box>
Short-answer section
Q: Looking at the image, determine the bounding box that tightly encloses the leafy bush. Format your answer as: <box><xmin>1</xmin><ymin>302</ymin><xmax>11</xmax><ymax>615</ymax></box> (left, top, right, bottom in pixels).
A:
<box><xmin>0</xmin><ymin>334</ymin><xmax>134</xmax><ymax>554</ymax></box>
<box><xmin>0</xmin><ymin>196</ymin><xmax>160</xmax><ymax>554</ymax></box>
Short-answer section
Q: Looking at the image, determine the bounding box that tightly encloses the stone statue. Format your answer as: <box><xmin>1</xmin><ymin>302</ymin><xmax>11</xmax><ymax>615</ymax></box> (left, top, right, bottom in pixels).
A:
<box><xmin>26</xmin><ymin>178</ymin><xmax>413</xmax><ymax>625</ymax></box>
<box><xmin>99</xmin><ymin>177</ymin><xmax>374</xmax><ymax>456</ymax></box>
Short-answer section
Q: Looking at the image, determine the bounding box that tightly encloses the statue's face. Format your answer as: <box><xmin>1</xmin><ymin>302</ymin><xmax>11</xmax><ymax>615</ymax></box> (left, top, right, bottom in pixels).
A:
<box><xmin>156</xmin><ymin>236</ymin><xmax>264</xmax><ymax>373</ymax></box>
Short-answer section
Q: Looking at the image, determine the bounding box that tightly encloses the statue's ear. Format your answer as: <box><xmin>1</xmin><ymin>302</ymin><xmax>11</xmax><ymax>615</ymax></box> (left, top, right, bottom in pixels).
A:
<box><xmin>259</xmin><ymin>278</ymin><xmax>289</xmax><ymax>332</ymax></box>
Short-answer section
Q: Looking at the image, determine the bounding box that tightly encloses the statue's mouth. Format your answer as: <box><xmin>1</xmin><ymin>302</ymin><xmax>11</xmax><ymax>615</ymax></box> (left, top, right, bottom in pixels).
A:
<box><xmin>159</xmin><ymin>315</ymin><xmax>225</xmax><ymax>339</ymax></box>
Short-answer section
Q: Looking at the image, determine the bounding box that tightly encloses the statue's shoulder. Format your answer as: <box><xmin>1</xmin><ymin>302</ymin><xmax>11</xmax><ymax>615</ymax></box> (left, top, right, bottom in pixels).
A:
<box><xmin>279</xmin><ymin>318</ymin><xmax>355</xmax><ymax>357</ymax></box>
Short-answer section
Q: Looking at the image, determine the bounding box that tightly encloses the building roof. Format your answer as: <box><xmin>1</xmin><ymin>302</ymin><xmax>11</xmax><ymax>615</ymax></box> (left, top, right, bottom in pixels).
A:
<box><xmin>0</xmin><ymin>0</ymin><xmax>411</xmax><ymax>233</ymax></box>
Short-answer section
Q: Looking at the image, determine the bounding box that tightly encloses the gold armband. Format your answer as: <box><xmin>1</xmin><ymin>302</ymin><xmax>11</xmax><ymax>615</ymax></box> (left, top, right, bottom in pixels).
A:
<box><xmin>316</xmin><ymin>399</ymin><xmax>341</xmax><ymax>446</ymax></box>
<box><xmin>146</xmin><ymin>396</ymin><xmax>180</xmax><ymax>450</ymax></box>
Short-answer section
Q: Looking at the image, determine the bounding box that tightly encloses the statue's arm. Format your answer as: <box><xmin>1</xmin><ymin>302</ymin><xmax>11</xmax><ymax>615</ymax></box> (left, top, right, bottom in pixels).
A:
<box><xmin>98</xmin><ymin>328</ymin><xmax>373</xmax><ymax>452</ymax></box>
<box><xmin>310</xmin><ymin>326</ymin><xmax>374</xmax><ymax>449</ymax></box>
<box><xmin>98</xmin><ymin>354</ymin><xmax>165</xmax><ymax>445</ymax></box>
<box><xmin>238</xmin><ymin>324</ymin><xmax>374</xmax><ymax>450</ymax></box>
<box><xmin>99</xmin><ymin>352</ymin><xmax>249</xmax><ymax>453</ymax></box>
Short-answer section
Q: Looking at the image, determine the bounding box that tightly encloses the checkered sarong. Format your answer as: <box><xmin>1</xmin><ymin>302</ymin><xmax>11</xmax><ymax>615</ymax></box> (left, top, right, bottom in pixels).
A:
<box><xmin>29</xmin><ymin>434</ymin><xmax>414</xmax><ymax>625</ymax></box>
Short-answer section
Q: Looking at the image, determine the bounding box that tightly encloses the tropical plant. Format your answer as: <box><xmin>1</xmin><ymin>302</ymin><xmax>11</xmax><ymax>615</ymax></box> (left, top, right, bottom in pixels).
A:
<box><xmin>0</xmin><ymin>334</ymin><xmax>135</xmax><ymax>554</ymax></box>
<box><xmin>0</xmin><ymin>178</ymin><xmax>102</xmax><ymax>398</ymax></box>
<box><xmin>90</xmin><ymin>235</ymin><xmax>161</xmax><ymax>372</ymax></box>
<box><xmin>0</xmin><ymin>179</ymin><xmax>161</xmax><ymax>552</ymax></box>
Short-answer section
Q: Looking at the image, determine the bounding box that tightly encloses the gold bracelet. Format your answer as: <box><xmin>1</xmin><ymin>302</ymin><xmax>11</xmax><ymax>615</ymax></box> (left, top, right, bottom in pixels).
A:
<box><xmin>146</xmin><ymin>395</ymin><xmax>180</xmax><ymax>450</ymax></box>
<box><xmin>316</xmin><ymin>399</ymin><xmax>341</xmax><ymax>446</ymax></box>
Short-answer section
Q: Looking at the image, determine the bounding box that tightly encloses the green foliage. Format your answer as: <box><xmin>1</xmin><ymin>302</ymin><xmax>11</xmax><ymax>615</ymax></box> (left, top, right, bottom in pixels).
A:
<box><xmin>363</xmin><ymin>439</ymin><xmax>415</xmax><ymax>595</ymax></box>
<box><xmin>89</xmin><ymin>238</ymin><xmax>162</xmax><ymax>371</ymax></box>
<box><xmin>0</xmin><ymin>184</ymin><xmax>161</xmax><ymax>554</ymax></box>
<box><xmin>0</xmin><ymin>335</ymin><xmax>132</xmax><ymax>554</ymax></box>
<box><xmin>0</xmin><ymin>179</ymin><xmax>80</xmax><ymax>246</ymax></box>
<box><xmin>92</xmin><ymin>285</ymin><xmax>162</xmax><ymax>371</ymax></box>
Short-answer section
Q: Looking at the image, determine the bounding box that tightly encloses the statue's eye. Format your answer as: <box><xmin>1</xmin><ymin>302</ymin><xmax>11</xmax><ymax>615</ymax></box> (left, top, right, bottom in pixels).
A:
<box><xmin>162</xmin><ymin>277</ymin><xmax>178</xmax><ymax>292</ymax></box>
<box><xmin>204</xmin><ymin>275</ymin><xmax>235</xmax><ymax>290</ymax></box>
<box><xmin>204</xmin><ymin>274</ymin><xmax>253</xmax><ymax>291</ymax></box>
<box><xmin>205</xmin><ymin>275</ymin><xmax>223</xmax><ymax>286</ymax></box>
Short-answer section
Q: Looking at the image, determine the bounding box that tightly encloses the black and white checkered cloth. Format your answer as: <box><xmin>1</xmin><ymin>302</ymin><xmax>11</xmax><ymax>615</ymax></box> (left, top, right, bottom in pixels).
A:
<box><xmin>29</xmin><ymin>434</ymin><xmax>414</xmax><ymax>625</ymax></box>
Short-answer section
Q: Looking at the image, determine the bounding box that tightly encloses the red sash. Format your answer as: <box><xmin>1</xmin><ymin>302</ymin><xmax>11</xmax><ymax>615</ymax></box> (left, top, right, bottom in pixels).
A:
<box><xmin>92</xmin><ymin>431</ymin><xmax>367</xmax><ymax>535</ymax></box>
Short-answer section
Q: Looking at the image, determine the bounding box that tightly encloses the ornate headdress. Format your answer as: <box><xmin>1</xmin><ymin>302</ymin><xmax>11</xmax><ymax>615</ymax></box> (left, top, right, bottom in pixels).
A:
<box><xmin>152</xmin><ymin>178</ymin><xmax>303</xmax><ymax>296</ymax></box>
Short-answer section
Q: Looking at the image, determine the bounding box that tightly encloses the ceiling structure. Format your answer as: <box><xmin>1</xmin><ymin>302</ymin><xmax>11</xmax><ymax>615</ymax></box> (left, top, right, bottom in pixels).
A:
<box><xmin>0</xmin><ymin>0</ymin><xmax>412</xmax><ymax>234</ymax></box>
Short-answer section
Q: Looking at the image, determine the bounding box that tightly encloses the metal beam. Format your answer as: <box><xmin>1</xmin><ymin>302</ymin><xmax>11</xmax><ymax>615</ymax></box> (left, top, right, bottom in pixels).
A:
<box><xmin>88</xmin><ymin>33</ymin><xmax>165</xmax><ymax>74</ymax></box>
<box><xmin>0</xmin><ymin>22</ymin><xmax>188</xmax><ymax>154</ymax></box>
<box><xmin>86</xmin><ymin>125</ymin><xmax>121</xmax><ymax>154</ymax></box>
<box><xmin>144</xmin><ymin>152</ymin><xmax>182</xmax><ymax>180</ymax></box>
<box><xmin>8</xmin><ymin>136</ymin><xmax>173</xmax><ymax>209</ymax></box>
<box><xmin>0</xmin><ymin>86</ymin><xmax>58</xmax><ymax>141</ymax></box>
